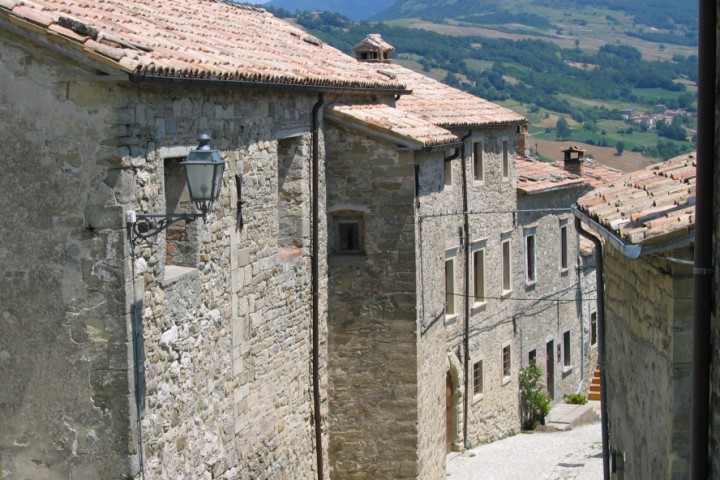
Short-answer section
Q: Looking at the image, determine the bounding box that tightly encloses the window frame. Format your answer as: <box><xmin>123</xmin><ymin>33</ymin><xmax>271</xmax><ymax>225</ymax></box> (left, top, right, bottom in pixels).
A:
<box><xmin>473</xmin><ymin>141</ymin><xmax>484</xmax><ymax>183</ymax></box>
<box><xmin>445</xmin><ymin>251</ymin><xmax>457</xmax><ymax>318</ymax></box>
<box><xmin>563</xmin><ymin>330</ymin><xmax>572</xmax><ymax>369</ymax></box>
<box><xmin>524</xmin><ymin>229</ymin><xmax>537</xmax><ymax>285</ymax></box>
<box><xmin>560</xmin><ymin>221</ymin><xmax>569</xmax><ymax>272</ymax></box>
<box><xmin>472</xmin><ymin>359</ymin><xmax>484</xmax><ymax>398</ymax></box>
<box><xmin>501</xmin><ymin>344</ymin><xmax>512</xmax><ymax>383</ymax></box>
<box><xmin>472</xmin><ymin>243</ymin><xmax>486</xmax><ymax>306</ymax></box>
<box><xmin>501</xmin><ymin>238</ymin><xmax>512</xmax><ymax>294</ymax></box>
<box><xmin>330</xmin><ymin>212</ymin><xmax>366</xmax><ymax>256</ymax></box>
<box><xmin>501</xmin><ymin>139</ymin><xmax>510</xmax><ymax>180</ymax></box>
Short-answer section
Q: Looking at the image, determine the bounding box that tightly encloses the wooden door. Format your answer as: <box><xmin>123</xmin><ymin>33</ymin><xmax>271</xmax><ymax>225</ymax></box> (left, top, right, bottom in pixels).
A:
<box><xmin>546</xmin><ymin>341</ymin><xmax>555</xmax><ymax>401</ymax></box>
<box><xmin>446</xmin><ymin>372</ymin><xmax>453</xmax><ymax>453</ymax></box>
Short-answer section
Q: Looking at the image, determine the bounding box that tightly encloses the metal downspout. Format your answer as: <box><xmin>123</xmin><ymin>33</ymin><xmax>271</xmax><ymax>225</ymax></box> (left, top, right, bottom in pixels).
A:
<box><xmin>691</xmin><ymin>0</ymin><xmax>715</xmax><ymax>476</ymax></box>
<box><xmin>574</xmin><ymin>217</ymin><xmax>610</xmax><ymax>480</ymax></box>
<box><xmin>311</xmin><ymin>93</ymin><xmax>325</xmax><ymax>480</ymax></box>
<box><xmin>457</xmin><ymin>130</ymin><xmax>472</xmax><ymax>448</ymax></box>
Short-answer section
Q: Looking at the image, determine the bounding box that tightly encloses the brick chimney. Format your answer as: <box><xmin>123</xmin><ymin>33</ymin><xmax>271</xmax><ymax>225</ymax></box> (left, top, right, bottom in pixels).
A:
<box><xmin>515</xmin><ymin>122</ymin><xmax>529</xmax><ymax>158</ymax></box>
<box><xmin>562</xmin><ymin>146</ymin><xmax>586</xmax><ymax>176</ymax></box>
<box><xmin>352</xmin><ymin>34</ymin><xmax>394</xmax><ymax>63</ymax></box>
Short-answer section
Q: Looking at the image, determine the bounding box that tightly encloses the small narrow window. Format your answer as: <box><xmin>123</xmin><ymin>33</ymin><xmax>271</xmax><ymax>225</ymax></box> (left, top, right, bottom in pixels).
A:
<box><xmin>444</xmin><ymin>160</ymin><xmax>452</xmax><ymax>187</ymax></box>
<box><xmin>528</xmin><ymin>349</ymin><xmax>537</xmax><ymax>365</ymax></box>
<box><xmin>473</xmin><ymin>142</ymin><xmax>484</xmax><ymax>182</ymax></box>
<box><xmin>502</xmin><ymin>140</ymin><xmax>510</xmax><ymax>179</ymax></box>
<box><xmin>502</xmin><ymin>240</ymin><xmax>511</xmax><ymax>293</ymax></box>
<box><xmin>591</xmin><ymin>312</ymin><xmax>598</xmax><ymax>346</ymax></box>
<box><xmin>525</xmin><ymin>233</ymin><xmax>536</xmax><ymax>284</ymax></box>
<box><xmin>331</xmin><ymin>213</ymin><xmax>365</xmax><ymax>255</ymax></box>
<box><xmin>473</xmin><ymin>360</ymin><xmax>484</xmax><ymax>395</ymax></box>
<box><xmin>473</xmin><ymin>249</ymin><xmax>485</xmax><ymax>304</ymax></box>
<box><xmin>560</xmin><ymin>224</ymin><xmax>568</xmax><ymax>271</ymax></box>
<box><xmin>502</xmin><ymin>345</ymin><xmax>511</xmax><ymax>378</ymax></box>
<box><xmin>445</xmin><ymin>258</ymin><xmax>455</xmax><ymax>316</ymax></box>
<box><xmin>563</xmin><ymin>331</ymin><xmax>571</xmax><ymax>366</ymax></box>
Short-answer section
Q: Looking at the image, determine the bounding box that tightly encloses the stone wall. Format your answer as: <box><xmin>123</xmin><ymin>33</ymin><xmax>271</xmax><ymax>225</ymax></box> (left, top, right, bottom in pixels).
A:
<box><xmin>324</xmin><ymin>124</ymin><xmax>422</xmax><ymax>479</ymax></box>
<box><xmin>0</xmin><ymin>29</ymin><xmax>330</xmax><ymax>479</ymax></box>
<box><xmin>603</xmin><ymin>246</ymin><xmax>693</xmax><ymax>479</ymax></box>
<box><xmin>0</xmin><ymin>31</ymin><xmax>138</xmax><ymax>480</ymax></box>
<box><xmin>516</xmin><ymin>187</ymin><xmax>590</xmax><ymax>403</ymax></box>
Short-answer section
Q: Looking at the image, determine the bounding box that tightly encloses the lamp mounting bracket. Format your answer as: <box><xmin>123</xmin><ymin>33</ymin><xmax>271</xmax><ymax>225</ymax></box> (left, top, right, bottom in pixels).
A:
<box><xmin>131</xmin><ymin>212</ymin><xmax>205</xmax><ymax>246</ymax></box>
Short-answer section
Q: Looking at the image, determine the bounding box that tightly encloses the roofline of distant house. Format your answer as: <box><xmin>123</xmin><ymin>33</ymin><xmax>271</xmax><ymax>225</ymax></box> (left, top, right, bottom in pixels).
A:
<box><xmin>325</xmin><ymin>110</ymin><xmax>462</xmax><ymax>151</ymax></box>
<box><xmin>573</xmin><ymin>206</ymin><xmax>694</xmax><ymax>259</ymax></box>
<box><xmin>0</xmin><ymin>12</ymin><xmax>411</xmax><ymax>96</ymax></box>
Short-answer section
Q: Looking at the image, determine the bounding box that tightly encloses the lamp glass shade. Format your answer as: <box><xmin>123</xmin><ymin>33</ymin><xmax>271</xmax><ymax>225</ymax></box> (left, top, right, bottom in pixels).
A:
<box><xmin>182</xmin><ymin>149</ymin><xmax>225</xmax><ymax>203</ymax></box>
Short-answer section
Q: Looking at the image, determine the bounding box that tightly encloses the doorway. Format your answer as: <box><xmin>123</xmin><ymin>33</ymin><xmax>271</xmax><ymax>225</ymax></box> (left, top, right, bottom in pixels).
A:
<box><xmin>546</xmin><ymin>340</ymin><xmax>555</xmax><ymax>401</ymax></box>
<box><xmin>446</xmin><ymin>372</ymin><xmax>454</xmax><ymax>453</ymax></box>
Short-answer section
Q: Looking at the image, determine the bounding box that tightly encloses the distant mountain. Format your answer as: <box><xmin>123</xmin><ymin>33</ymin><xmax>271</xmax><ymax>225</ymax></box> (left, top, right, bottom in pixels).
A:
<box><xmin>372</xmin><ymin>0</ymin><xmax>696</xmax><ymax>30</ymax></box>
<box><xmin>263</xmin><ymin>0</ymin><xmax>388</xmax><ymax>20</ymax></box>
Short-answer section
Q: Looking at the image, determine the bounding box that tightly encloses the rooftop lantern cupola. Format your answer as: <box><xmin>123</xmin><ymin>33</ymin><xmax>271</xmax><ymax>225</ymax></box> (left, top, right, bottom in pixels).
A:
<box><xmin>352</xmin><ymin>34</ymin><xmax>395</xmax><ymax>63</ymax></box>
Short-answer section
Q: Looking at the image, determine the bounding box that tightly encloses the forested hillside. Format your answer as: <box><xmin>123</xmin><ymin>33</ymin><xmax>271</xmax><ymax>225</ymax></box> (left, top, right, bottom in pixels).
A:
<box><xmin>263</xmin><ymin>0</ymin><xmax>386</xmax><ymax>20</ymax></box>
<box><xmin>262</xmin><ymin>4</ymin><xmax>697</xmax><ymax>161</ymax></box>
<box><xmin>373</xmin><ymin>0</ymin><xmax>697</xmax><ymax>30</ymax></box>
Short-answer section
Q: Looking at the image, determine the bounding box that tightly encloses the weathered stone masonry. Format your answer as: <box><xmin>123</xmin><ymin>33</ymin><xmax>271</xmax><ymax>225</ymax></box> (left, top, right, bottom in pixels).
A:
<box><xmin>0</xmin><ymin>28</ymin><xmax>330</xmax><ymax>479</ymax></box>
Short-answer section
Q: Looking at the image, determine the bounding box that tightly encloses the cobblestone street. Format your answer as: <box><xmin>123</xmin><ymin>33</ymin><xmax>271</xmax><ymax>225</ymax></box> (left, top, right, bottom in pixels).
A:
<box><xmin>447</xmin><ymin>422</ymin><xmax>603</xmax><ymax>480</ymax></box>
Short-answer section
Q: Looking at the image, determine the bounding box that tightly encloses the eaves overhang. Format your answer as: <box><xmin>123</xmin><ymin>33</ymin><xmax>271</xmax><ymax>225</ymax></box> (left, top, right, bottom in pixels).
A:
<box><xmin>573</xmin><ymin>206</ymin><xmax>694</xmax><ymax>259</ymax></box>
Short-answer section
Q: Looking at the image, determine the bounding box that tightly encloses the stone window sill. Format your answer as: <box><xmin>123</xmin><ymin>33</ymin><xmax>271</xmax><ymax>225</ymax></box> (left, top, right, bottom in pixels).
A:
<box><xmin>162</xmin><ymin>265</ymin><xmax>199</xmax><ymax>287</ymax></box>
<box><xmin>501</xmin><ymin>289</ymin><xmax>513</xmax><ymax>299</ymax></box>
<box><xmin>445</xmin><ymin>313</ymin><xmax>459</xmax><ymax>326</ymax></box>
<box><xmin>471</xmin><ymin>301</ymin><xmax>487</xmax><ymax>313</ymax></box>
<box><xmin>473</xmin><ymin>393</ymin><xmax>484</xmax><ymax>404</ymax></box>
<box><xmin>562</xmin><ymin>365</ymin><xmax>574</xmax><ymax>374</ymax></box>
<box><xmin>502</xmin><ymin>376</ymin><xmax>512</xmax><ymax>386</ymax></box>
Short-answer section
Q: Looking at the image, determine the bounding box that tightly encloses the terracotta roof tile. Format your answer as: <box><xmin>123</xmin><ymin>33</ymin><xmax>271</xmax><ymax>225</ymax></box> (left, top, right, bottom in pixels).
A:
<box><xmin>1</xmin><ymin>0</ymin><xmax>406</xmax><ymax>91</ymax></box>
<box><xmin>326</xmin><ymin>103</ymin><xmax>459</xmax><ymax>148</ymax></box>
<box><xmin>516</xmin><ymin>159</ymin><xmax>585</xmax><ymax>194</ymax></box>
<box><xmin>577</xmin><ymin>152</ymin><xmax>696</xmax><ymax>245</ymax></box>
<box><xmin>362</xmin><ymin>62</ymin><xmax>524</xmax><ymax>127</ymax></box>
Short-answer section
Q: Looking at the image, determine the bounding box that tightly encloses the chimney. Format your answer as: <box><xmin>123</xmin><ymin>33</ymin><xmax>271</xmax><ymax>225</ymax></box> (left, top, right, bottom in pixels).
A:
<box><xmin>562</xmin><ymin>146</ymin><xmax>586</xmax><ymax>176</ymax></box>
<box><xmin>352</xmin><ymin>34</ymin><xmax>395</xmax><ymax>63</ymax></box>
<box><xmin>515</xmin><ymin>122</ymin><xmax>529</xmax><ymax>158</ymax></box>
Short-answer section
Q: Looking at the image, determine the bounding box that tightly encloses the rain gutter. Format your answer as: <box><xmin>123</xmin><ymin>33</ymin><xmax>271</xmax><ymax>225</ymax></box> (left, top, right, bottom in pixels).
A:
<box><xmin>690</xmin><ymin>0</ymin><xmax>715</xmax><ymax>475</ymax></box>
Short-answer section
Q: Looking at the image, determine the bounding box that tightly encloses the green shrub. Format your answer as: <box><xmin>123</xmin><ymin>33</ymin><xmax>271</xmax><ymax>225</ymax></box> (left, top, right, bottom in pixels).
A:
<box><xmin>565</xmin><ymin>393</ymin><xmax>588</xmax><ymax>405</ymax></box>
<box><xmin>519</xmin><ymin>361</ymin><xmax>551</xmax><ymax>430</ymax></box>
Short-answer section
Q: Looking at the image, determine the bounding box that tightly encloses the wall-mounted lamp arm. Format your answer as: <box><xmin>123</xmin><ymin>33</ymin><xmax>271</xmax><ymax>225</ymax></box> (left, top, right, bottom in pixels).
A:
<box><xmin>129</xmin><ymin>211</ymin><xmax>205</xmax><ymax>246</ymax></box>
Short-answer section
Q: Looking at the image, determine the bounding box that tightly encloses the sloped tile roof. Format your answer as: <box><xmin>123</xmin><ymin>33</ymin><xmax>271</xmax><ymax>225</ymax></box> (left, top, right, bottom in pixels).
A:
<box><xmin>516</xmin><ymin>158</ymin><xmax>585</xmax><ymax>194</ymax></box>
<box><xmin>576</xmin><ymin>153</ymin><xmax>696</xmax><ymax>245</ymax></box>
<box><xmin>579</xmin><ymin>160</ymin><xmax>625</xmax><ymax>189</ymax></box>
<box><xmin>0</xmin><ymin>0</ymin><xmax>406</xmax><ymax>91</ymax></box>
<box><xmin>364</xmin><ymin>62</ymin><xmax>525</xmax><ymax>127</ymax></box>
<box><xmin>326</xmin><ymin>103</ymin><xmax>459</xmax><ymax>148</ymax></box>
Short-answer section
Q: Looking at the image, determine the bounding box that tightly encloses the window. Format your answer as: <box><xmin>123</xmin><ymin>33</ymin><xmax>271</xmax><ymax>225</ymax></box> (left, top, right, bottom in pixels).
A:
<box><xmin>473</xmin><ymin>249</ymin><xmax>485</xmax><ymax>304</ymax></box>
<box><xmin>472</xmin><ymin>360</ymin><xmax>484</xmax><ymax>396</ymax></box>
<box><xmin>473</xmin><ymin>141</ymin><xmax>484</xmax><ymax>182</ymax></box>
<box><xmin>525</xmin><ymin>232</ymin><xmax>536</xmax><ymax>284</ymax></box>
<box><xmin>444</xmin><ymin>160</ymin><xmax>452</xmax><ymax>187</ymax></box>
<box><xmin>164</xmin><ymin>156</ymin><xmax>197</xmax><ymax>267</ymax></box>
<box><xmin>560</xmin><ymin>223</ymin><xmax>569</xmax><ymax>271</ymax></box>
<box><xmin>528</xmin><ymin>349</ymin><xmax>537</xmax><ymax>365</ymax></box>
<box><xmin>502</xmin><ymin>239</ymin><xmax>511</xmax><ymax>293</ymax></box>
<box><xmin>502</xmin><ymin>140</ymin><xmax>509</xmax><ymax>179</ymax></box>
<box><xmin>445</xmin><ymin>258</ymin><xmax>455</xmax><ymax>316</ymax></box>
<box><xmin>563</xmin><ymin>331</ymin><xmax>571</xmax><ymax>367</ymax></box>
<box><xmin>331</xmin><ymin>213</ymin><xmax>364</xmax><ymax>255</ymax></box>
<box><xmin>591</xmin><ymin>312</ymin><xmax>598</xmax><ymax>346</ymax></box>
<box><xmin>502</xmin><ymin>345</ymin><xmax>511</xmax><ymax>379</ymax></box>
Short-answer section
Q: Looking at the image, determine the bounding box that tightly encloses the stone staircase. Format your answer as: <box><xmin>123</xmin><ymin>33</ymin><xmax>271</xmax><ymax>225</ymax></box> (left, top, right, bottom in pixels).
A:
<box><xmin>588</xmin><ymin>364</ymin><xmax>601</xmax><ymax>401</ymax></box>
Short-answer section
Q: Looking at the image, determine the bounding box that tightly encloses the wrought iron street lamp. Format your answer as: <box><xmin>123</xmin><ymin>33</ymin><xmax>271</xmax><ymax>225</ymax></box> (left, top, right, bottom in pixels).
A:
<box><xmin>129</xmin><ymin>134</ymin><xmax>225</xmax><ymax>244</ymax></box>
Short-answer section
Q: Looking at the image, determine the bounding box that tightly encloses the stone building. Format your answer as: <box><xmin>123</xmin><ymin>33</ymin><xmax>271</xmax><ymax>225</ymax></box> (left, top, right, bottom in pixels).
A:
<box><xmin>0</xmin><ymin>2</ymin><xmax>408</xmax><ymax>478</ymax></box>
<box><xmin>515</xmin><ymin>159</ymin><xmax>597</xmax><ymax>403</ymax></box>
<box><xmin>321</xmin><ymin>35</ymin><xmax>598</xmax><ymax>479</ymax></box>
<box><xmin>576</xmin><ymin>154</ymin><xmax>697</xmax><ymax>479</ymax></box>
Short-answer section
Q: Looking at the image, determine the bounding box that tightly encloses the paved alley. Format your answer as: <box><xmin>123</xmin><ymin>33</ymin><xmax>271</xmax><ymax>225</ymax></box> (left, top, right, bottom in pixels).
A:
<box><xmin>447</xmin><ymin>422</ymin><xmax>603</xmax><ymax>480</ymax></box>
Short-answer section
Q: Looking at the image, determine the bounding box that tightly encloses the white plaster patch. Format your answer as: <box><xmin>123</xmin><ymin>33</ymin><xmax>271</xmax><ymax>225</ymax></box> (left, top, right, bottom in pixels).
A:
<box><xmin>160</xmin><ymin>325</ymin><xmax>179</xmax><ymax>350</ymax></box>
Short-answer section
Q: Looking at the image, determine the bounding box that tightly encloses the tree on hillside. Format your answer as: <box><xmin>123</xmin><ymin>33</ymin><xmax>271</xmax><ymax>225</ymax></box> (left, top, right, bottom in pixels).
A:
<box><xmin>556</xmin><ymin>117</ymin><xmax>571</xmax><ymax>140</ymax></box>
<box><xmin>616</xmin><ymin>141</ymin><xmax>625</xmax><ymax>156</ymax></box>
